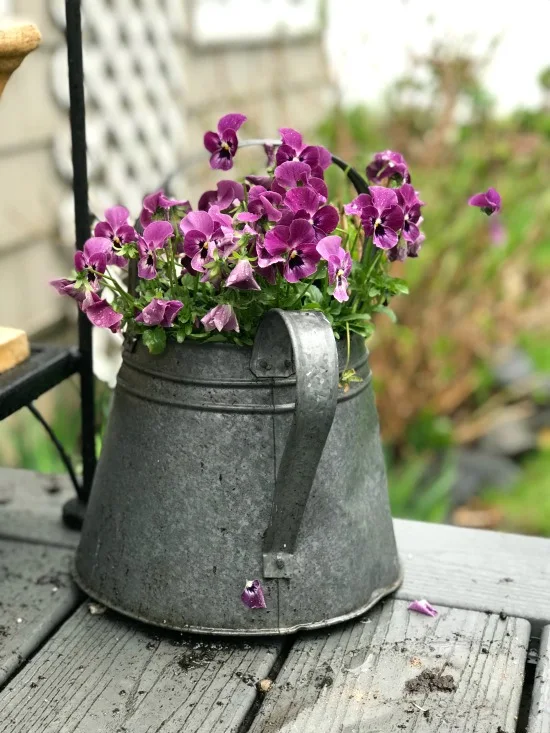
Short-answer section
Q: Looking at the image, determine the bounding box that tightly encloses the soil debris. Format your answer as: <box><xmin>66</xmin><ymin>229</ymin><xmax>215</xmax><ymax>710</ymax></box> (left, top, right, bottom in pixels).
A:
<box><xmin>235</xmin><ymin>671</ymin><xmax>256</xmax><ymax>687</ymax></box>
<box><xmin>405</xmin><ymin>667</ymin><xmax>457</xmax><ymax>694</ymax></box>
<box><xmin>314</xmin><ymin>662</ymin><xmax>334</xmax><ymax>690</ymax></box>
<box><xmin>177</xmin><ymin>646</ymin><xmax>216</xmax><ymax>671</ymax></box>
<box><xmin>36</xmin><ymin>572</ymin><xmax>69</xmax><ymax>587</ymax></box>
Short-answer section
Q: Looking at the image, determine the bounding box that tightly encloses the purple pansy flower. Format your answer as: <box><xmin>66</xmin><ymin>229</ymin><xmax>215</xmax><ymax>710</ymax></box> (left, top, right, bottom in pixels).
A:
<box><xmin>140</xmin><ymin>190</ymin><xmax>191</xmax><ymax>228</ymax></box>
<box><xmin>246</xmin><ymin>174</ymin><xmax>273</xmax><ymax>189</ymax></box>
<box><xmin>284</xmin><ymin>186</ymin><xmax>339</xmax><ymax>241</ymax></box>
<box><xmin>241</xmin><ymin>579</ymin><xmax>266</xmax><ymax>610</ymax></box>
<box><xmin>264</xmin><ymin>143</ymin><xmax>277</xmax><ymax>168</ymax></box>
<box><xmin>275</xmin><ymin>127</ymin><xmax>331</xmax><ymax>177</ymax></box>
<box><xmin>50</xmin><ymin>278</ymin><xmax>85</xmax><ymax>303</ymax></box>
<box><xmin>360</xmin><ymin>186</ymin><xmax>404</xmax><ymax>250</ymax></box>
<box><xmin>344</xmin><ymin>193</ymin><xmax>372</xmax><ymax>217</ymax></box>
<box><xmin>316</xmin><ymin>235</ymin><xmax>352</xmax><ymax>302</ymax></box>
<box><xmin>407</xmin><ymin>231</ymin><xmax>425</xmax><ymax>258</ymax></box>
<box><xmin>366</xmin><ymin>150</ymin><xmax>410</xmax><ymax>185</ymax></box>
<box><xmin>260</xmin><ymin>219</ymin><xmax>320</xmax><ymax>283</ymax></box>
<box><xmin>272</xmin><ymin>161</ymin><xmax>328</xmax><ymax>202</ymax></box>
<box><xmin>179</xmin><ymin>209</ymin><xmax>235</xmax><ymax>273</ymax></box>
<box><xmin>238</xmin><ymin>185</ymin><xmax>283</xmax><ymax>224</ymax></box>
<box><xmin>201</xmin><ymin>304</ymin><xmax>240</xmax><ymax>333</ymax></box>
<box><xmin>94</xmin><ymin>205</ymin><xmax>136</xmax><ymax>265</ymax></box>
<box><xmin>81</xmin><ymin>291</ymin><xmax>122</xmax><ymax>332</ymax></box>
<box><xmin>135</xmin><ymin>298</ymin><xmax>183</xmax><ymax>327</ymax></box>
<box><xmin>468</xmin><ymin>187</ymin><xmax>501</xmax><ymax>216</ymax></box>
<box><xmin>198</xmin><ymin>180</ymin><xmax>244</xmax><ymax>213</ymax></box>
<box><xmin>204</xmin><ymin>113</ymin><xmax>247</xmax><ymax>171</ymax></box>
<box><xmin>408</xmin><ymin>599</ymin><xmax>438</xmax><ymax>617</ymax></box>
<box><xmin>137</xmin><ymin>220</ymin><xmax>174</xmax><ymax>280</ymax></box>
<box><xmin>397</xmin><ymin>184</ymin><xmax>424</xmax><ymax>244</ymax></box>
<box><xmin>225</xmin><ymin>259</ymin><xmax>261</xmax><ymax>291</ymax></box>
<box><xmin>74</xmin><ymin>237</ymin><xmax>112</xmax><ymax>286</ymax></box>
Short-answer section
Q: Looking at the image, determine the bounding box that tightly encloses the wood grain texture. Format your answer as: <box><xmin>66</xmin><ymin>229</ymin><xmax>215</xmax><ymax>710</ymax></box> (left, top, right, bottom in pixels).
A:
<box><xmin>0</xmin><ymin>469</ymin><xmax>78</xmax><ymax>549</ymax></box>
<box><xmin>394</xmin><ymin>518</ymin><xmax>550</xmax><ymax>630</ymax></box>
<box><xmin>249</xmin><ymin>599</ymin><xmax>530</xmax><ymax>733</ymax></box>
<box><xmin>0</xmin><ymin>604</ymin><xmax>282</xmax><ymax>732</ymax></box>
<box><xmin>529</xmin><ymin>626</ymin><xmax>550</xmax><ymax>732</ymax></box>
<box><xmin>0</xmin><ymin>538</ymin><xmax>80</xmax><ymax>686</ymax></box>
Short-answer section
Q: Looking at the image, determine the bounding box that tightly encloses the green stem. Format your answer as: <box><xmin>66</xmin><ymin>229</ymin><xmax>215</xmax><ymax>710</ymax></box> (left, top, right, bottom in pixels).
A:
<box><xmin>91</xmin><ymin>269</ymin><xmax>134</xmax><ymax>305</ymax></box>
<box><xmin>289</xmin><ymin>280</ymin><xmax>313</xmax><ymax>308</ymax></box>
<box><xmin>364</xmin><ymin>249</ymin><xmax>383</xmax><ymax>282</ymax></box>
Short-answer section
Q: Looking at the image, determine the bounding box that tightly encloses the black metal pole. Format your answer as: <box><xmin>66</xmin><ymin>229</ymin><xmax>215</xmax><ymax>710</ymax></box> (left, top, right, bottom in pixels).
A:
<box><xmin>65</xmin><ymin>0</ymin><xmax>96</xmax><ymax>505</ymax></box>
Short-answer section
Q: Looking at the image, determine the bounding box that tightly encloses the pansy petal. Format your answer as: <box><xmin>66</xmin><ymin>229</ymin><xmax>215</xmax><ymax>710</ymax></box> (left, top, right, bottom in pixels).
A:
<box><xmin>84</xmin><ymin>236</ymin><xmax>113</xmax><ymax>258</ymax></box>
<box><xmin>264</xmin><ymin>225</ymin><xmax>290</xmax><ymax>257</ymax></box>
<box><xmin>285</xmin><ymin>186</ymin><xmax>320</xmax><ymax>216</ymax></box>
<box><xmin>370</xmin><ymin>185</ymin><xmax>399</xmax><ymax>212</ymax></box>
<box><xmin>279</xmin><ymin>127</ymin><xmax>303</xmax><ymax>152</ymax></box>
<box><xmin>344</xmin><ymin>193</ymin><xmax>372</xmax><ymax>216</ymax></box>
<box><xmin>314</xmin><ymin>205</ymin><xmax>339</xmax><ymax>235</ymax></box>
<box><xmin>105</xmin><ymin>205</ymin><xmax>130</xmax><ymax>231</ymax></box>
<box><xmin>316</xmin><ymin>235</ymin><xmax>342</xmax><ymax>261</ymax></box>
<box><xmin>217</xmin><ymin>113</ymin><xmax>247</xmax><ymax>134</ymax></box>
<box><xmin>374</xmin><ymin>227</ymin><xmax>399</xmax><ymax>250</ymax></box>
<box><xmin>383</xmin><ymin>205</ymin><xmax>405</xmax><ymax>233</ymax></box>
<box><xmin>204</xmin><ymin>130</ymin><xmax>221</xmax><ymax>154</ymax></box>
<box><xmin>225</xmin><ymin>260</ymin><xmax>261</xmax><ymax>291</ymax></box>
<box><xmin>241</xmin><ymin>579</ymin><xmax>266</xmax><ymax>609</ymax></box>
<box><xmin>309</xmin><ymin>177</ymin><xmax>328</xmax><ymax>203</ymax></box>
<box><xmin>316</xmin><ymin>145</ymin><xmax>332</xmax><ymax>170</ymax></box>
<box><xmin>180</xmin><ymin>210</ymin><xmax>213</xmax><ymax>238</ymax></box>
<box><xmin>408</xmin><ymin>599</ymin><xmax>438</xmax><ymax>617</ymax></box>
<box><xmin>289</xmin><ymin>218</ymin><xmax>316</xmax><ymax>248</ymax></box>
<box><xmin>209</xmin><ymin>150</ymin><xmax>234</xmax><ymax>171</ymax></box>
<box><xmin>143</xmin><ymin>220</ymin><xmax>174</xmax><ymax>248</ymax></box>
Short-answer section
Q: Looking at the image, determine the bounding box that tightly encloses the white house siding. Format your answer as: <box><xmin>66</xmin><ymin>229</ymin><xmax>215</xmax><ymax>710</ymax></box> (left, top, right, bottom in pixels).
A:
<box><xmin>0</xmin><ymin>0</ymin><xmax>334</xmax><ymax>335</ymax></box>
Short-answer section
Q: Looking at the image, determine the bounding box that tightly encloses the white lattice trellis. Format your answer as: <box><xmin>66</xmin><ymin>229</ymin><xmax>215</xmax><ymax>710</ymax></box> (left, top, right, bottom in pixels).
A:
<box><xmin>50</xmin><ymin>0</ymin><xmax>189</xmax><ymax>245</ymax></box>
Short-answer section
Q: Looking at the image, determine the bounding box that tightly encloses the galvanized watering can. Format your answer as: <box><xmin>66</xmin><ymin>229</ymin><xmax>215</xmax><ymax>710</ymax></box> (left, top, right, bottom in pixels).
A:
<box><xmin>75</xmin><ymin>309</ymin><xmax>402</xmax><ymax>634</ymax></box>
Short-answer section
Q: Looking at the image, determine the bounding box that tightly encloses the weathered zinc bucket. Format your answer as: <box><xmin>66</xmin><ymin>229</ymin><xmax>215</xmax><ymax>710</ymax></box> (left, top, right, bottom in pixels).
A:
<box><xmin>75</xmin><ymin>308</ymin><xmax>402</xmax><ymax>634</ymax></box>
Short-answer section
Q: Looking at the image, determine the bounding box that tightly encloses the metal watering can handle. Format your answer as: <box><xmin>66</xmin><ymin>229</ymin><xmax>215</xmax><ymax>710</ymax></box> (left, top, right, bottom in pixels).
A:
<box><xmin>250</xmin><ymin>309</ymin><xmax>338</xmax><ymax>578</ymax></box>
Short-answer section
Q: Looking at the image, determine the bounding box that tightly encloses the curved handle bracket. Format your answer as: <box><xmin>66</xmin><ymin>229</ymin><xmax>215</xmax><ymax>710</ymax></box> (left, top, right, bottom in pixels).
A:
<box><xmin>250</xmin><ymin>309</ymin><xmax>338</xmax><ymax>578</ymax></box>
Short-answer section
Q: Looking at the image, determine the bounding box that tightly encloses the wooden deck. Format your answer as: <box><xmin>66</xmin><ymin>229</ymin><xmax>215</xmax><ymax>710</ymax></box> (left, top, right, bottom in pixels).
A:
<box><xmin>0</xmin><ymin>468</ymin><xmax>549</xmax><ymax>732</ymax></box>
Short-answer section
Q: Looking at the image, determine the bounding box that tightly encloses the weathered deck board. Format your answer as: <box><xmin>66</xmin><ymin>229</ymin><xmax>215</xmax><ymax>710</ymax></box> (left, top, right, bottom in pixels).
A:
<box><xmin>0</xmin><ymin>468</ymin><xmax>78</xmax><ymax>548</ymax></box>
<box><xmin>0</xmin><ymin>538</ymin><xmax>80</xmax><ymax>686</ymax></box>
<box><xmin>528</xmin><ymin>626</ymin><xmax>550</xmax><ymax>732</ymax></box>
<box><xmin>395</xmin><ymin>518</ymin><xmax>550</xmax><ymax>630</ymax></box>
<box><xmin>0</xmin><ymin>604</ymin><xmax>282</xmax><ymax>733</ymax></box>
<box><xmin>248</xmin><ymin>599</ymin><xmax>530</xmax><ymax>733</ymax></box>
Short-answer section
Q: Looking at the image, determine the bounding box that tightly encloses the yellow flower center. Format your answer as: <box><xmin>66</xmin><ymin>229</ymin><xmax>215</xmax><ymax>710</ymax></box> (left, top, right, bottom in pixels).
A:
<box><xmin>290</xmin><ymin>250</ymin><xmax>298</xmax><ymax>259</ymax></box>
<box><xmin>337</xmin><ymin>268</ymin><xmax>344</xmax><ymax>277</ymax></box>
<box><xmin>221</xmin><ymin>141</ymin><xmax>231</xmax><ymax>152</ymax></box>
<box><xmin>374</xmin><ymin>217</ymin><xmax>382</xmax><ymax>228</ymax></box>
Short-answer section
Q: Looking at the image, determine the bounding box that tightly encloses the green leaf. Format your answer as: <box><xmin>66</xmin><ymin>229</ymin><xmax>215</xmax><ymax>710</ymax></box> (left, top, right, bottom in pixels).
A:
<box><xmin>392</xmin><ymin>279</ymin><xmax>409</xmax><ymax>294</ymax></box>
<box><xmin>142</xmin><ymin>327</ymin><xmax>167</xmax><ymax>354</ymax></box>
<box><xmin>306</xmin><ymin>284</ymin><xmax>324</xmax><ymax>304</ymax></box>
<box><xmin>373</xmin><ymin>305</ymin><xmax>397</xmax><ymax>323</ymax></box>
<box><xmin>340</xmin><ymin>313</ymin><xmax>372</xmax><ymax>323</ymax></box>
